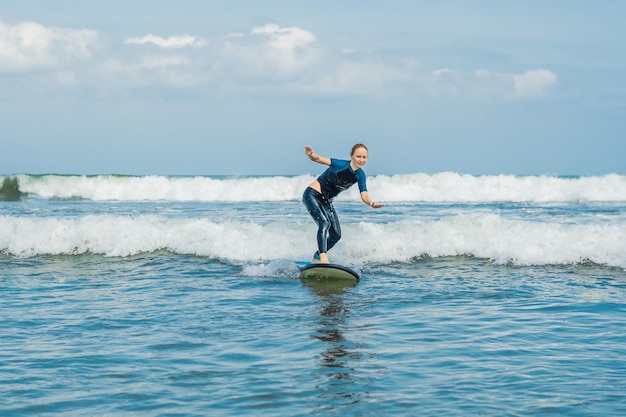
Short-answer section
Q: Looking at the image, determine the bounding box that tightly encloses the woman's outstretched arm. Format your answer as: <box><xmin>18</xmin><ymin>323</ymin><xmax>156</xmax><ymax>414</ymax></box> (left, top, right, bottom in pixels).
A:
<box><xmin>360</xmin><ymin>191</ymin><xmax>385</xmax><ymax>208</ymax></box>
<box><xmin>304</xmin><ymin>145</ymin><xmax>331</xmax><ymax>166</ymax></box>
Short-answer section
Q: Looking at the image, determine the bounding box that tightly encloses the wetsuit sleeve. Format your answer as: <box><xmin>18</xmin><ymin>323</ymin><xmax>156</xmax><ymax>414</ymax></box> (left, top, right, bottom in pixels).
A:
<box><xmin>356</xmin><ymin>169</ymin><xmax>367</xmax><ymax>193</ymax></box>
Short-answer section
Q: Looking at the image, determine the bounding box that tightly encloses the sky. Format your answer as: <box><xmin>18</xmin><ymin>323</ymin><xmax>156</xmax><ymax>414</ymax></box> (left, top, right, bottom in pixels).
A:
<box><xmin>1</xmin><ymin>0</ymin><xmax>625</xmax><ymax>176</ymax></box>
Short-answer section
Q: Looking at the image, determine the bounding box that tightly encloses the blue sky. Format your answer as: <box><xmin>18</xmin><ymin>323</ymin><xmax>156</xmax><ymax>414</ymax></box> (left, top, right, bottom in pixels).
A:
<box><xmin>1</xmin><ymin>0</ymin><xmax>624</xmax><ymax>175</ymax></box>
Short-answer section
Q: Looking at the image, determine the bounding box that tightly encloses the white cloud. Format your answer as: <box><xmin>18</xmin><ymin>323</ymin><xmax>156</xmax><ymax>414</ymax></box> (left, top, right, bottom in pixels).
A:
<box><xmin>215</xmin><ymin>23</ymin><xmax>320</xmax><ymax>80</ymax></box>
<box><xmin>513</xmin><ymin>69</ymin><xmax>558</xmax><ymax>97</ymax></box>
<box><xmin>55</xmin><ymin>71</ymin><xmax>77</xmax><ymax>86</ymax></box>
<box><xmin>221</xmin><ymin>33</ymin><xmax>243</xmax><ymax>40</ymax></box>
<box><xmin>415</xmin><ymin>68</ymin><xmax>558</xmax><ymax>99</ymax></box>
<box><xmin>0</xmin><ymin>20</ymin><xmax>558</xmax><ymax>100</ymax></box>
<box><xmin>211</xmin><ymin>25</ymin><xmax>558</xmax><ymax>100</ymax></box>
<box><xmin>425</xmin><ymin>68</ymin><xmax>460</xmax><ymax>97</ymax></box>
<box><xmin>468</xmin><ymin>69</ymin><xmax>557</xmax><ymax>99</ymax></box>
<box><xmin>300</xmin><ymin>56</ymin><xmax>419</xmax><ymax>97</ymax></box>
<box><xmin>0</xmin><ymin>21</ymin><xmax>99</xmax><ymax>72</ymax></box>
<box><xmin>124</xmin><ymin>34</ymin><xmax>207</xmax><ymax>48</ymax></box>
<box><xmin>470</xmin><ymin>69</ymin><xmax>514</xmax><ymax>97</ymax></box>
<box><xmin>138</xmin><ymin>55</ymin><xmax>191</xmax><ymax>69</ymax></box>
<box><xmin>251</xmin><ymin>23</ymin><xmax>316</xmax><ymax>51</ymax></box>
<box><xmin>102</xmin><ymin>54</ymin><xmax>196</xmax><ymax>87</ymax></box>
<box><xmin>249</xmin><ymin>23</ymin><xmax>318</xmax><ymax>74</ymax></box>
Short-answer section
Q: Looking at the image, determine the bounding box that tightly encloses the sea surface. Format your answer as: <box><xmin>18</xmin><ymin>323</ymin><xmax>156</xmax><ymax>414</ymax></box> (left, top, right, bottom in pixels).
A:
<box><xmin>1</xmin><ymin>173</ymin><xmax>625</xmax><ymax>416</ymax></box>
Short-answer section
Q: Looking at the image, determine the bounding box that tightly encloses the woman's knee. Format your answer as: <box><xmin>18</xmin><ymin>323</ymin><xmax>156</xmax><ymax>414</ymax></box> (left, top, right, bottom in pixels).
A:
<box><xmin>318</xmin><ymin>217</ymin><xmax>332</xmax><ymax>232</ymax></box>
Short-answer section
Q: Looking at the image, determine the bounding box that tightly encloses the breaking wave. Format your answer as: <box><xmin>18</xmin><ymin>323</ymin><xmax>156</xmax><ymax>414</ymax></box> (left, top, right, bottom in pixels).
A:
<box><xmin>7</xmin><ymin>172</ymin><xmax>626</xmax><ymax>203</ymax></box>
<box><xmin>1</xmin><ymin>213</ymin><xmax>625</xmax><ymax>268</ymax></box>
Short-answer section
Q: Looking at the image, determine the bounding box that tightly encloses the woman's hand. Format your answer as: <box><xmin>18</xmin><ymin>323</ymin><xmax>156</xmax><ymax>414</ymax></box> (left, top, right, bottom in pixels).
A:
<box><xmin>361</xmin><ymin>191</ymin><xmax>385</xmax><ymax>208</ymax></box>
<box><xmin>304</xmin><ymin>145</ymin><xmax>331</xmax><ymax>165</ymax></box>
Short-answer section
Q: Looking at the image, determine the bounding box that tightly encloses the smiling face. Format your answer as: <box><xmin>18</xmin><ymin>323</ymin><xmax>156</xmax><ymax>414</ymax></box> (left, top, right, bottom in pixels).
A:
<box><xmin>350</xmin><ymin>145</ymin><xmax>368</xmax><ymax>170</ymax></box>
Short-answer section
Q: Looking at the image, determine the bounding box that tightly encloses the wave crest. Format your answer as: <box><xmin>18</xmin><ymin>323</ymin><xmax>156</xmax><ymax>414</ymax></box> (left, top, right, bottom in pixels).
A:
<box><xmin>13</xmin><ymin>173</ymin><xmax>626</xmax><ymax>203</ymax></box>
<box><xmin>1</xmin><ymin>213</ymin><xmax>624</xmax><ymax>268</ymax></box>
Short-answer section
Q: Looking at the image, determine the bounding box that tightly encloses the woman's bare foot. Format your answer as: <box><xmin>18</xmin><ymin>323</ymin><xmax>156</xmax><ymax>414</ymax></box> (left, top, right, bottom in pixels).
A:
<box><xmin>319</xmin><ymin>252</ymin><xmax>330</xmax><ymax>264</ymax></box>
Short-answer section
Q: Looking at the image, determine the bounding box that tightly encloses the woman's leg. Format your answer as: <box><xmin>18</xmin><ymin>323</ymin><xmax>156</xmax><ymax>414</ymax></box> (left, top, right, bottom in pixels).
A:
<box><xmin>302</xmin><ymin>188</ymin><xmax>336</xmax><ymax>259</ymax></box>
<box><xmin>325</xmin><ymin>204</ymin><xmax>342</xmax><ymax>252</ymax></box>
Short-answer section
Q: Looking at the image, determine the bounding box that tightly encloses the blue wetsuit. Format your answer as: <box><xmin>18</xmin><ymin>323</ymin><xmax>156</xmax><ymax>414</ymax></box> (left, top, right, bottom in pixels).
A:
<box><xmin>302</xmin><ymin>158</ymin><xmax>367</xmax><ymax>255</ymax></box>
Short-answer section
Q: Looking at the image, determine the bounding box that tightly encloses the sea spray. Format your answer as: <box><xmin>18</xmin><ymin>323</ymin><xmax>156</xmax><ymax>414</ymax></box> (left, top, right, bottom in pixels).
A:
<box><xmin>1</xmin><ymin>213</ymin><xmax>624</xmax><ymax>268</ymax></box>
<box><xmin>13</xmin><ymin>173</ymin><xmax>626</xmax><ymax>203</ymax></box>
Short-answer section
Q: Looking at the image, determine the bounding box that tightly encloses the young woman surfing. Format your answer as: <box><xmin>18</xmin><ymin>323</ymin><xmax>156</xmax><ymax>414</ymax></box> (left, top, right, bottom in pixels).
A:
<box><xmin>302</xmin><ymin>144</ymin><xmax>385</xmax><ymax>264</ymax></box>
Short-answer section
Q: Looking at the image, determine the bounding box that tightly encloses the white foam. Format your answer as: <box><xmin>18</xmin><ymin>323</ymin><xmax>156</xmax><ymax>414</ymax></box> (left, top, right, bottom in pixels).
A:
<box><xmin>241</xmin><ymin>260</ymin><xmax>302</xmax><ymax>278</ymax></box>
<box><xmin>366</xmin><ymin>172</ymin><xmax>626</xmax><ymax>203</ymax></box>
<box><xmin>2</xmin><ymin>213</ymin><xmax>625</xmax><ymax>268</ymax></box>
<box><xmin>17</xmin><ymin>175</ymin><xmax>314</xmax><ymax>202</ymax></box>
<box><xmin>14</xmin><ymin>173</ymin><xmax>626</xmax><ymax>203</ymax></box>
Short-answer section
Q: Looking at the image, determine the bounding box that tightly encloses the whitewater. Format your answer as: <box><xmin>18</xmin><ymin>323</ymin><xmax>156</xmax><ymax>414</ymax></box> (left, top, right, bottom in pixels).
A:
<box><xmin>7</xmin><ymin>172</ymin><xmax>626</xmax><ymax>202</ymax></box>
<box><xmin>1</xmin><ymin>173</ymin><xmax>625</xmax><ymax>268</ymax></box>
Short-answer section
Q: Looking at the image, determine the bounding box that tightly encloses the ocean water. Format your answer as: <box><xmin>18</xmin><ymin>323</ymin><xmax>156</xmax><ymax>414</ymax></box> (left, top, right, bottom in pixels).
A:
<box><xmin>1</xmin><ymin>173</ymin><xmax>625</xmax><ymax>416</ymax></box>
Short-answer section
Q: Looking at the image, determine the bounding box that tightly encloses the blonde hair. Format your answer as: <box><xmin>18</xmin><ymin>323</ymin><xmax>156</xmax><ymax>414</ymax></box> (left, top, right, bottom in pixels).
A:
<box><xmin>351</xmin><ymin>143</ymin><xmax>368</xmax><ymax>156</ymax></box>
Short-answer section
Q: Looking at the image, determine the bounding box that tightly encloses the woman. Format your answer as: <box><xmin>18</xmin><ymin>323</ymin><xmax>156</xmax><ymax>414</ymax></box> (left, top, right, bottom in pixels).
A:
<box><xmin>302</xmin><ymin>144</ymin><xmax>384</xmax><ymax>264</ymax></box>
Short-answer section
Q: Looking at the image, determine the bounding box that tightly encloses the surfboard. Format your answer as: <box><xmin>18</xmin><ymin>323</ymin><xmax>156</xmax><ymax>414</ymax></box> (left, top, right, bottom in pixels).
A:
<box><xmin>299</xmin><ymin>263</ymin><xmax>360</xmax><ymax>282</ymax></box>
